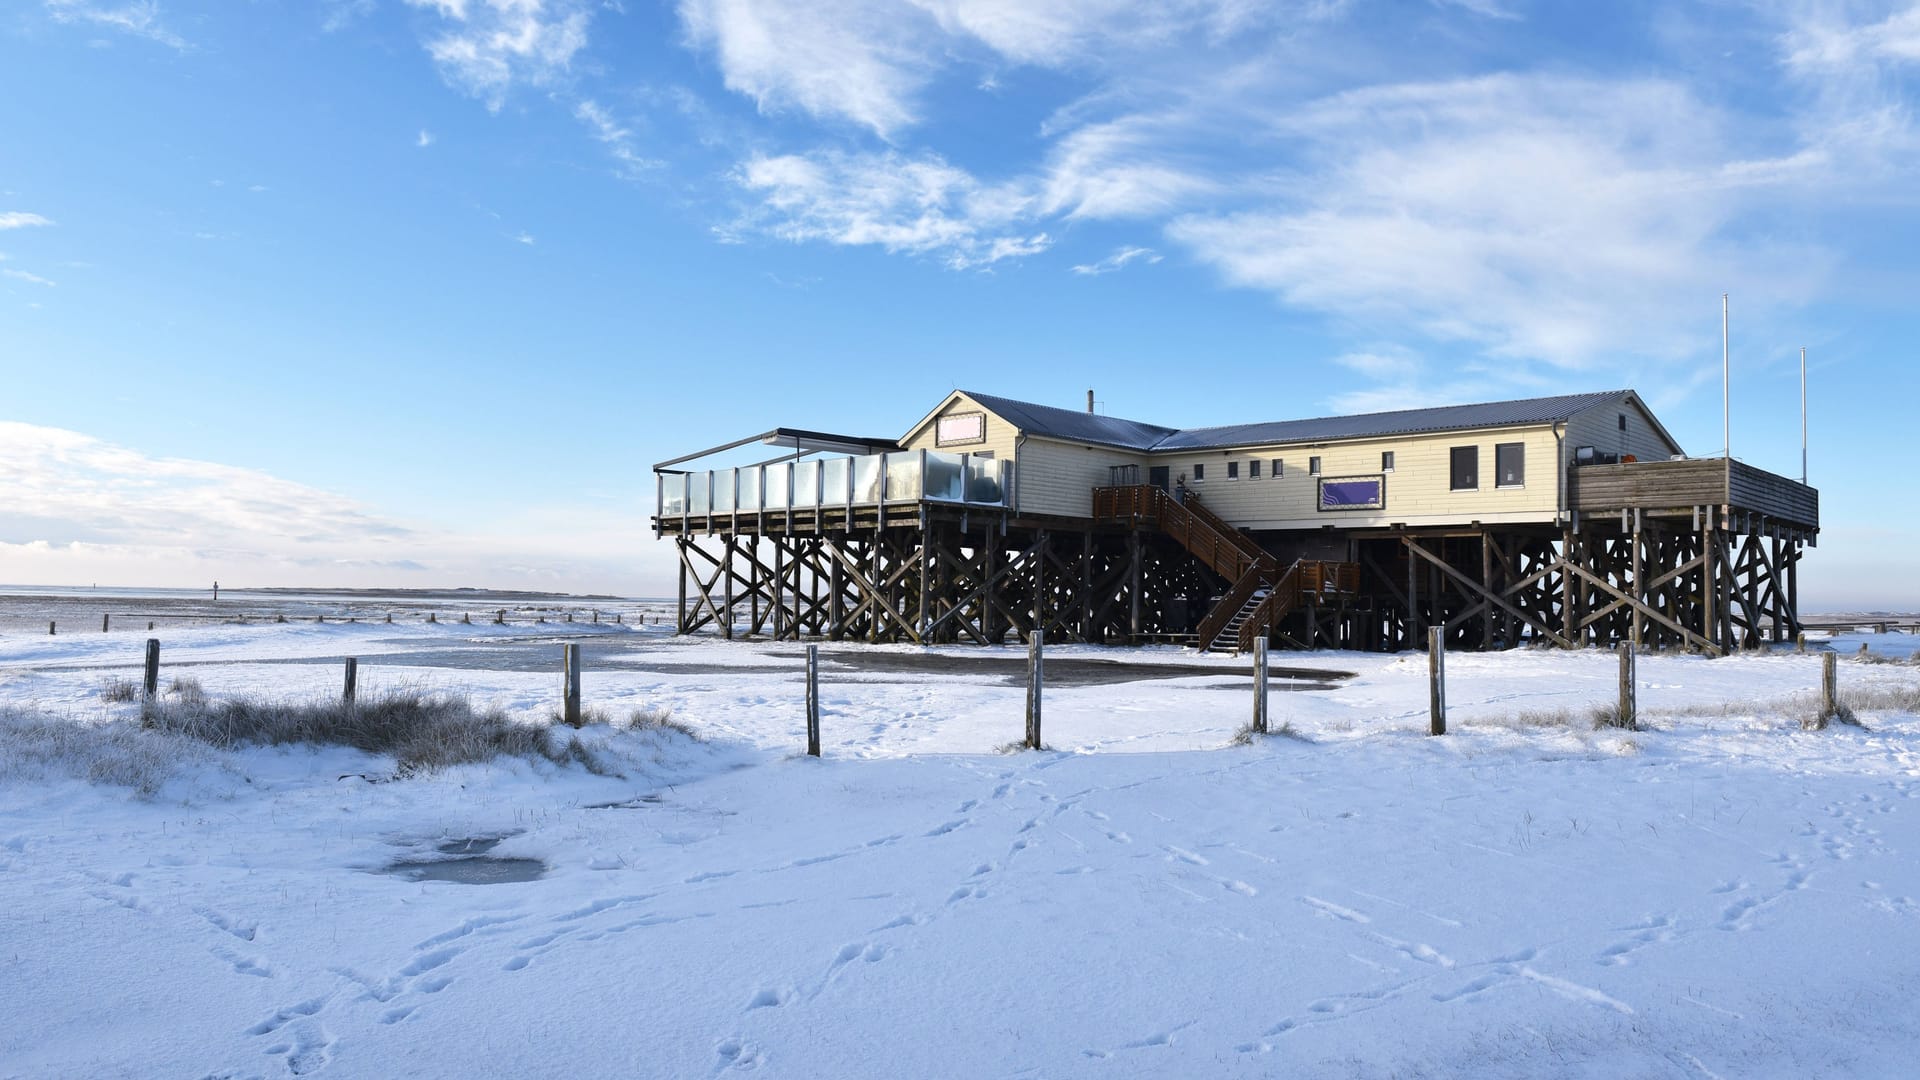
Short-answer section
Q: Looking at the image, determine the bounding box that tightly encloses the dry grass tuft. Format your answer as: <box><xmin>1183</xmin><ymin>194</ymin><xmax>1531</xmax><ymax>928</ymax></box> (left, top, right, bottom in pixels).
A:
<box><xmin>142</xmin><ymin>689</ymin><xmax>606</xmax><ymax>776</ymax></box>
<box><xmin>100</xmin><ymin>677</ymin><xmax>141</xmax><ymax>704</ymax></box>
<box><xmin>624</xmin><ymin>705</ymin><xmax>701</xmax><ymax>741</ymax></box>
<box><xmin>1589</xmin><ymin>703</ymin><xmax>1638</xmax><ymax>731</ymax></box>
<box><xmin>167</xmin><ymin>677</ymin><xmax>206</xmax><ymax>706</ymax></box>
<box><xmin>0</xmin><ymin>707</ymin><xmax>205</xmax><ymax>797</ymax></box>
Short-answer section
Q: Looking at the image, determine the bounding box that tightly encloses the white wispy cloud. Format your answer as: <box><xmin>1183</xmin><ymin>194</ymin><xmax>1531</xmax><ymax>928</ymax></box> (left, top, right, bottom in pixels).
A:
<box><xmin>0</xmin><ymin>423</ymin><xmax>415</xmax><ymax>553</ymax></box>
<box><xmin>513</xmin><ymin>231</ymin><xmax>536</xmax><ymax>244</ymax></box>
<box><xmin>1783</xmin><ymin>4</ymin><xmax>1920</xmax><ymax>70</ymax></box>
<box><xmin>1168</xmin><ymin>74</ymin><xmax>1829</xmax><ymax>370</ymax></box>
<box><xmin>679</xmin><ymin>0</ymin><xmax>933</xmax><ymax>138</ymax></box>
<box><xmin>321</xmin><ymin>0</ymin><xmax>376</xmax><ymax>33</ymax></box>
<box><xmin>1071</xmin><ymin>245</ymin><xmax>1160</xmax><ymax>275</ymax></box>
<box><xmin>405</xmin><ymin>0</ymin><xmax>595</xmax><ymax>109</ymax></box>
<box><xmin>574</xmin><ymin>99</ymin><xmax>663</xmax><ymax>177</ymax></box>
<box><xmin>678</xmin><ymin>0</ymin><xmax>1282</xmax><ymax>137</ymax></box>
<box><xmin>0</xmin><ymin>422</ymin><xmax>666</xmax><ymax>591</ymax></box>
<box><xmin>731</xmin><ymin>149</ymin><xmax>1050</xmax><ymax>268</ymax></box>
<box><xmin>43</xmin><ymin>0</ymin><xmax>187</xmax><ymax>49</ymax></box>
<box><xmin>0</xmin><ymin>212</ymin><xmax>55</xmax><ymax>230</ymax></box>
<box><xmin>417</xmin><ymin>129</ymin><xmax>436</xmax><ymax>148</ymax></box>
<box><xmin>1431</xmin><ymin>0</ymin><xmax>1520</xmax><ymax>20</ymax></box>
<box><xmin>2</xmin><ymin>268</ymin><xmax>57</xmax><ymax>287</ymax></box>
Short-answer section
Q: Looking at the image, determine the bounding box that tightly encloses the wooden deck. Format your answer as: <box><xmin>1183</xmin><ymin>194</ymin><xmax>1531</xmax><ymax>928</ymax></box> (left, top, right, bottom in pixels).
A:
<box><xmin>1568</xmin><ymin>458</ymin><xmax>1818</xmax><ymax>533</ymax></box>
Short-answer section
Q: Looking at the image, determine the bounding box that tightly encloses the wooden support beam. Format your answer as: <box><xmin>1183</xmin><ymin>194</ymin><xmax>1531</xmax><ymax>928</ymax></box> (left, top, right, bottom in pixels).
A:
<box><xmin>1403</xmin><ymin>536</ymin><xmax>1573</xmax><ymax>649</ymax></box>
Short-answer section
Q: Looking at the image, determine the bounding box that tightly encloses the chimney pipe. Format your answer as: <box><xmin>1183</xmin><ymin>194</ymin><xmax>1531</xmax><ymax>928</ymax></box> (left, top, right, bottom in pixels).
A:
<box><xmin>1087</xmin><ymin>389</ymin><xmax>1095</xmax><ymax>414</ymax></box>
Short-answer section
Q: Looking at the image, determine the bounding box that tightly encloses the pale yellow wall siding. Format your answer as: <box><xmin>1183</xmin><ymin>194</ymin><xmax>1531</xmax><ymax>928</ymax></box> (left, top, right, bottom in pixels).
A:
<box><xmin>1017</xmin><ymin>437</ymin><xmax>1149</xmax><ymax>518</ymax></box>
<box><xmin>898</xmin><ymin>393</ymin><xmax>1020</xmax><ymax>461</ymax></box>
<box><xmin>1562</xmin><ymin>397</ymin><xmax>1682</xmax><ymax>465</ymax></box>
<box><xmin>1161</xmin><ymin>425</ymin><xmax>1566</xmax><ymax>529</ymax></box>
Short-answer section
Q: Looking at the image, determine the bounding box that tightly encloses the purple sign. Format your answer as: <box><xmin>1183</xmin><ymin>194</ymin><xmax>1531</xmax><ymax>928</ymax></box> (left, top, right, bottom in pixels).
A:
<box><xmin>1320</xmin><ymin>478</ymin><xmax>1383</xmax><ymax>509</ymax></box>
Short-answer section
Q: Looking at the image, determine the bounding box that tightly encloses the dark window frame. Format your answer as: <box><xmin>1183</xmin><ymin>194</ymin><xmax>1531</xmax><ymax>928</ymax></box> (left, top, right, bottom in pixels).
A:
<box><xmin>1495</xmin><ymin>442</ymin><xmax>1525</xmax><ymax>488</ymax></box>
<box><xmin>1449</xmin><ymin>446</ymin><xmax>1479</xmax><ymax>491</ymax></box>
<box><xmin>1227</xmin><ymin>461</ymin><xmax>1239</xmax><ymax>480</ymax></box>
<box><xmin>1248</xmin><ymin>459</ymin><xmax>1261</xmax><ymax>479</ymax></box>
<box><xmin>1381</xmin><ymin>451</ymin><xmax>1395</xmax><ymax>472</ymax></box>
<box><xmin>1192</xmin><ymin>463</ymin><xmax>1205</xmax><ymax>482</ymax></box>
<box><xmin>1309</xmin><ymin>455</ymin><xmax>1322</xmax><ymax>476</ymax></box>
<box><xmin>1272</xmin><ymin>458</ymin><xmax>1284</xmax><ymax>477</ymax></box>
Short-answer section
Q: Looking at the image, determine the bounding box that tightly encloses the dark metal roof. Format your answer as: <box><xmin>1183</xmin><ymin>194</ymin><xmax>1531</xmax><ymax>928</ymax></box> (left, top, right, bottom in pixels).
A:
<box><xmin>958</xmin><ymin>390</ymin><xmax>1178</xmax><ymax>452</ymax></box>
<box><xmin>960</xmin><ymin>389</ymin><xmax>1639</xmax><ymax>453</ymax></box>
<box><xmin>1152</xmin><ymin>391</ymin><xmax>1635</xmax><ymax>451</ymax></box>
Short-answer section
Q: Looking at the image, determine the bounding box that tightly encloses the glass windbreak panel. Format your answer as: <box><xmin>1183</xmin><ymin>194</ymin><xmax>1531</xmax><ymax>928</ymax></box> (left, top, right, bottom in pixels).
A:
<box><xmin>738</xmin><ymin>468</ymin><xmax>761</xmax><ymax>512</ymax></box>
<box><xmin>689</xmin><ymin>472</ymin><xmax>710</xmax><ymax>514</ymax></box>
<box><xmin>713</xmin><ymin>470</ymin><xmax>735</xmax><ymax>512</ymax></box>
<box><xmin>923</xmin><ymin>452</ymin><xmax>965</xmax><ymax>501</ymax></box>
<box><xmin>852</xmin><ymin>454</ymin><xmax>883</xmax><ymax>505</ymax></box>
<box><xmin>822</xmin><ymin>458</ymin><xmax>850</xmax><ymax>504</ymax></box>
<box><xmin>795</xmin><ymin>461</ymin><xmax>821</xmax><ymax>506</ymax></box>
<box><xmin>886</xmin><ymin>453</ymin><xmax>923</xmax><ymax>501</ymax></box>
<box><xmin>660</xmin><ymin>474</ymin><xmax>687</xmax><ymax>516</ymax></box>
<box><xmin>966</xmin><ymin>458</ymin><xmax>1003</xmax><ymax>504</ymax></box>
<box><xmin>764</xmin><ymin>465</ymin><xmax>790</xmax><ymax>509</ymax></box>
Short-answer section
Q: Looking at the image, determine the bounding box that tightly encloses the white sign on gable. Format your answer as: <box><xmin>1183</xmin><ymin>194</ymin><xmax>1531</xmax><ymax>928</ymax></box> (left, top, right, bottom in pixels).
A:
<box><xmin>936</xmin><ymin>412</ymin><xmax>986</xmax><ymax>446</ymax></box>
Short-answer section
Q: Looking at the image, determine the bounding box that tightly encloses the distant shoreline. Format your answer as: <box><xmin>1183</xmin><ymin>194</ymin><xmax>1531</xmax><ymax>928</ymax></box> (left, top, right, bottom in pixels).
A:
<box><xmin>244</xmin><ymin>586</ymin><xmax>628</xmax><ymax>601</ymax></box>
<box><xmin>0</xmin><ymin>585</ymin><xmax>639</xmax><ymax>603</ymax></box>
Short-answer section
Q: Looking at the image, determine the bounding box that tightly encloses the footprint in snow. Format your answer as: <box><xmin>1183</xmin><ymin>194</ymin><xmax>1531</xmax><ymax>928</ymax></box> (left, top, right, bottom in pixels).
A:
<box><xmin>713</xmin><ymin>1037</ymin><xmax>765</xmax><ymax>1073</ymax></box>
<box><xmin>745</xmin><ymin>986</ymin><xmax>792</xmax><ymax>1010</ymax></box>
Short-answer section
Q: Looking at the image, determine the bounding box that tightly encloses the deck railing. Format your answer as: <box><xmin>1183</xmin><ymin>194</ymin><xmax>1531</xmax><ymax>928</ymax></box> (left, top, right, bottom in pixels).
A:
<box><xmin>658</xmin><ymin>450</ymin><xmax>1009</xmax><ymax>522</ymax></box>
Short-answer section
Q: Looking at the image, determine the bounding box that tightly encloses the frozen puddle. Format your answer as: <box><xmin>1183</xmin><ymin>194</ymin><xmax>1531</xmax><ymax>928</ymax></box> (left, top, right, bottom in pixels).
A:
<box><xmin>380</xmin><ymin>835</ymin><xmax>547</xmax><ymax>885</ymax></box>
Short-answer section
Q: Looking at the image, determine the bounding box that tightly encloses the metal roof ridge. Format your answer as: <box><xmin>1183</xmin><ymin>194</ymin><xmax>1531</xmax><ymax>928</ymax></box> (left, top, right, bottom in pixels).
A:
<box><xmin>1160</xmin><ymin>389</ymin><xmax>1632</xmax><ymax>440</ymax></box>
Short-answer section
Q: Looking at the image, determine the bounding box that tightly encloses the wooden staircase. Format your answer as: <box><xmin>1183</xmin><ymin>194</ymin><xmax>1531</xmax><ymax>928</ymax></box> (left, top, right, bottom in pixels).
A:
<box><xmin>1092</xmin><ymin>485</ymin><xmax>1284</xmax><ymax>652</ymax></box>
<box><xmin>1093</xmin><ymin>485</ymin><xmax>1363</xmax><ymax>651</ymax></box>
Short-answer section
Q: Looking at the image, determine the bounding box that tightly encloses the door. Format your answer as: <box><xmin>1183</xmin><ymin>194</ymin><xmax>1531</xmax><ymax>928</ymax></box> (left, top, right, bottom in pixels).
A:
<box><xmin>1149</xmin><ymin>466</ymin><xmax>1171</xmax><ymax>491</ymax></box>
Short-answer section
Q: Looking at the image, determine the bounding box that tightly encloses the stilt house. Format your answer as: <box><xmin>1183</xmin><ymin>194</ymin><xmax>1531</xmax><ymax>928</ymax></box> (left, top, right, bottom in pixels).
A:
<box><xmin>655</xmin><ymin>389</ymin><xmax>1817</xmax><ymax>653</ymax></box>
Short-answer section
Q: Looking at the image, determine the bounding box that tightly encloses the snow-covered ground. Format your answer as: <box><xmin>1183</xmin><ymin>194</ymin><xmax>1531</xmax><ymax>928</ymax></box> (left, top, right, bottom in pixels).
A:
<box><xmin>4</xmin><ymin>618</ymin><xmax>1920</xmax><ymax>1078</ymax></box>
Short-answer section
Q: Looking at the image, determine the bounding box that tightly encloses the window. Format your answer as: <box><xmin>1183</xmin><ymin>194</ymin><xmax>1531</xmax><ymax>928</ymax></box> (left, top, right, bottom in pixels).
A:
<box><xmin>1618</xmin><ymin>414</ymin><xmax>1627</xmax><ymax>432</ymax></box>
<box><xmin>1227</xmin><ymin>461</ymin><xmax>1239</xmax><ymax>480</ymax></box>
<box><xmin>1381</xmin><ymin>451</ymin><xmax>1395</xmax><ymax>472</ymax></box>
<box><xmin>1309</xmin><ymin>456</ymin><xmax>1322</xmax><ymax>476</ymax></box>
<box><xmin>1192</xmin><ymin>463</ymin><xmax>1205</xmax><ymax>481</ymax></box>
<box><xmin>1249</xmin><ymin>459</ymin><xmax>1261</xmax><ymax>479</ymax></box>
<box><xmin>1449</xmin><ymin>446</ymin><xmax>1479</xmax><ymax>491</ymax></box>
<box><xmin>1495</xmin><ymin>442</ymin><xmax>1524</xmax><ymax>487</ymax></box>
<box><xmin>1272</xmin><ymin>458</ymin><xmax>1284</xmax><ymax>477</ymax></box>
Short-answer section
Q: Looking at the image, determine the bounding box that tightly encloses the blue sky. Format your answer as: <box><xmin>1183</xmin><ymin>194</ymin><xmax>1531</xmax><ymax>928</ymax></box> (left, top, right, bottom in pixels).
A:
<box><xmin>2</xmin><ymin>0</ymin><xmax>1916</xmax><ymax>606</ymax></box>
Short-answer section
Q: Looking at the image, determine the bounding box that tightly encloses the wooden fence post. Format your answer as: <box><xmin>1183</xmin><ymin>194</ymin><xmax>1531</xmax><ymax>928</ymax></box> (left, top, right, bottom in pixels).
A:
<box><xmin>1428</xmin><ymin>627</ymin><xmax>1446</xmax><ymax>736</ymax></box>
<box><xmin>805</xmin><ymin>645</ymin><xmax>821</xmax><ymax>757</ymax></box>
<box><xmin>1820</xmin><ymin>652</ymin><xmax>1838</xmax><ymax>726</ymax></box>
<box><xmin>1252</xmin><ymin>637</ymin><xmax>1269</xmax><ymax>736</ymax></box>
<box><xmin>48</xmin><ymin>621</ymin><xmax>55</xmax><ymax>636</ymax></box>
<box><xmin>1617</xmin><ymin>644</ymin><xmax>1636</xmax><ymax>729</ymax></box>
<box><xmin>343</xmin><ymin>658</ymin><xmax>358</xmax><ymax>706</ymax></box>
<box><xmin>1026</xmin><ymin>628</ymin><xmax>1045</xmax><ymax>749</ymax></box>
<box><xmin>143</xmin><ymin>639</ymin><xmax>160</xmax><ymax>701</ymax></box>
<box><xmin>496</xmin><ymin>609</ymin><xmax>506</xmax><ymax>625</ymax></box>
<box><xmin>562</xmin><ymin>644</ymin><xmax>581</xmax><ymax>727</ymax></box>
<box><xmin>102</xmin><ymin>613</ymin><xmax>110</xmax><ymax>633</ymax></box>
